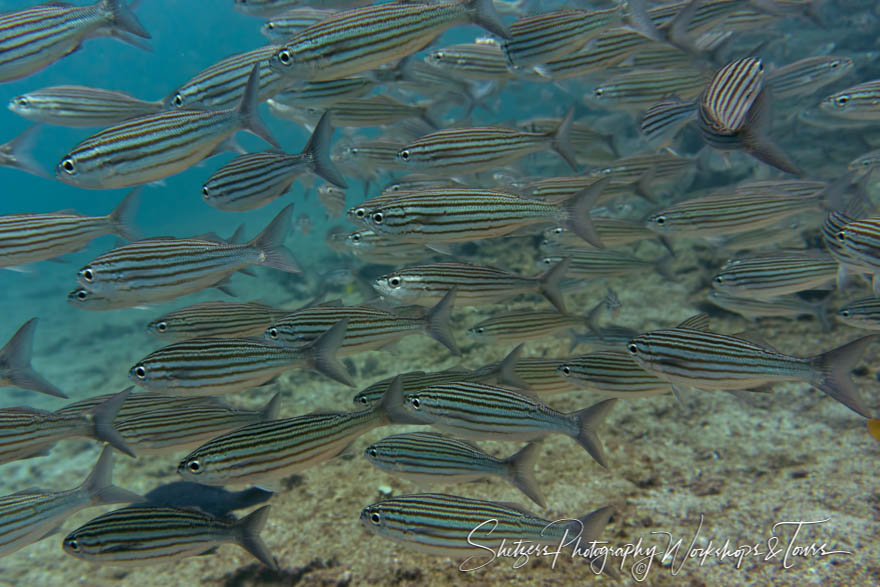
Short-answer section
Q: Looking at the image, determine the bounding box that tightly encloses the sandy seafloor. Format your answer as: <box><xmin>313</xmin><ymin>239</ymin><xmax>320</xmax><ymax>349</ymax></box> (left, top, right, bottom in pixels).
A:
<box><xmin>0</xmin><ymin>211</ymin><xmax>877</xmax><ymax>587</ymax></box>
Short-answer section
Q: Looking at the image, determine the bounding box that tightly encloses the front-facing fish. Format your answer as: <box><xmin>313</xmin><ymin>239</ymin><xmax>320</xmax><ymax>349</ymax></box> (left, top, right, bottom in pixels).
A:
<box><xmin>56</xmin><ymin>66</ymin><xmax>278</xmax><ymax>189</ymax></box>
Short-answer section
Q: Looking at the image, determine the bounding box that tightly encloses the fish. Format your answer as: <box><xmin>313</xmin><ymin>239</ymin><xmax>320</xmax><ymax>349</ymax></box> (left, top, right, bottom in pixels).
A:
<box><xmin>340</xmin><ymin>228</ymin><xmax>431</xmax><ymax>264</ymax></box>
<box><xmin>268</xmin><ymin>0</ymin><xmax>509</xmax><ymax>82</ymax></box>
<box><xmin>372</xmin><ymin>260</ymin><xmax>568</xmax><ymax>312</ymax></box>
<box><xmin>260</xmin><ymin>8</ymin><xmax>337</xmax><ymax>43</ymax></box>
<box><xmin>470</xmin><ymin>346</ymin><xmax>582</xmax><ymax>395</ymax></box>
<box><xmin>539</xmin><ymin>249</ymin><xmax>672</xmax><ymax>280</ymax></box>
<box><xmin>146</xmin><ymin>301</ymin><xmax>291</xmax><ymax>340</ymax></box>
<box><xmin>8</xmin><ymin>86</ymin><xmax>164</xmax><ymax>127</ymax></box>
<box><xmin>0</xmin><ymin>0</ymin><xmax>150</xmax><ymax>82</ymax></box>
<box><xmin>317</xmin><ymin>184</ymin><xmax>347</xmax><ymax>217</ymax></box>
<box><xmin>141</xmin><ymin>483</ymin><xmax>273</xmax><ymax>519</ymax></box>
<box><xmin>177</xmin><ymin>375</ymin><xmax>416</xmax><ymax>485</ymax></box>
<box><xmin>707</xmin><ymin>291</ymin><xmax>831</xmax><ymax>330</ymax></box>
<box><xmin>365</xmin><ymin>432</ymin><xmax>545</xmax><ymax>507</ymax></box>
<box><xmin>0</xmin><ymin>447</ymin><xmax>142</xmax><ymax>558</ymax></box>
<box><xmin>0</xmin><ymin>318</ymin><xmax>66</xmax><ymax>399</ymax></box>
<box><xmin>0</xmin><ymin>190</ymin><xmax>139</xmax><ymax>268</ymax></box>
<box><xmin>557</xmin><ymin>351</ymin><xmax>673</xmax><ymax>398</ymax></box>
<box><xmin>425</xmin><ymin>41</ymin><xmax>520</xmax><ymax>81</ymax></box>
<box><xmin>402</xmin><ymin>381</ymin><xmax>617</xmax><ymax>466</ymax></box>
<box><xmin>235</xmin><ymin>0</ymin><xmax>362</xmax><ymax>17</ymax></box>
<box><xmin>592</xmin><ymin>68</ymin><xmax>709</xmax><ymax>109</ymax></box>
<box><xmin>264</xmin><ymin>291</ymin><xmax>459</xmax><ymax>356</ymax></box>
<box><xmin>129</xmin><ymin>320</ymin><xmax>353</xmax><ymax>395</ymax></box>
<box><xmin>0</xmin><ymin>389</ymin><xmax>135</xmax><ymax>465</ymax></box>
<box><xmin>468</xmin><ymin>310</ymin><xmax>592</xmax><ymax>345</ymax></box>
<box><xmin>0</xmin><ymin>125</ymin><xmax>48</xmax><ymax>178</ymax></box>
<box><xmin>62</xmin><ymin>505</ymin><xmax>278</xmax><ymax>569</ymax></box>
<box><xmin>269</xmin><ymin>95</ymin><xmax>435</xmax><ymax>129</ymax></box>
<box><xmin>849</xmin><ymin>149</ymin><xmax>880</xmax><ymax>176</ymax></box>
<box><xmin>626</xmin><ymin>314</ymin><xmax>877</xmax><ymax>417</ymax></box>
<box><xmin>820</xmin><ymin>80</ymin><xmax>880</xmax><ymax>121</ymax></box>
<box><xmin>352</xmin><ymin>369</ymin><xmax>476</xmax><ymax>408</ymax></box>
<box><xmin>74</xmin><ymin>204</ymin><xmax>299</xmax><ymax>308</ymax></box>
<box><xmin>56</xmin><ymin>66</ymin><xmax>278</xmax><ymax>190</ymax></box>
<box><xmin>396</xmin><ymin>108</ymin><xmax>578</xmax><ymax>174</ymax></box>
<box><xmin>361</xmin><ymin>493</ymin><xmax>614</xmax><ymax>562</ymax></box>
<box><xmin>837</xmin><ymin>298</ymin><xmax>880</xmax><ymax>331</ymax></box>
<box><xmin>56</xmin><ymin>390</ymin><xmax>224</xmax><ymax>421</ymax></box>
<box><xmin>201</xmin><ymin>113</ymin><xmax>347</xmax><ymax>212</ymax></box>
<box><xmin>113</xmin><ymin>393</ymin><xmax>281</xmax><ymax>455</ymax></box>
<box><xmin>348</xmin><ymin>181</ymin><xmax>605</xmax><ymax>249</ymax></box>
<box><xmin>540</xmin><ymin>220</ymin><xmax>670</xmax><ymax>252</ymax></box>
<box><xmin>764</xmin><ymin>56</ymin><xmax>854</xmax><ymax>99</ymax></box>
<box><xmin>569</xmin><ymin>325</ymin><xmax>641</xmax><ymax>352</ymax></box>
<box><xmin>269</xmin><ymin>76</ymin><xmax>378</xmax><ymax>108</ymax></box>
<box><xmin>712</xmin><ymin>252</ymin><xmax>837</xmax><ymax>299</ymax></box>
<box><xmin>835</xmin><ymin>217</ymin><xmax>880</xmax><ymax>295</ymax></box>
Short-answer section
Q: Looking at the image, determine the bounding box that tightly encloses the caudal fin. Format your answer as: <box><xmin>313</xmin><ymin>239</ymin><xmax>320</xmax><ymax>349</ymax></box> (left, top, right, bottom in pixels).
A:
<box><xmin>424</xmin><ymin>289</ymin><xmax>460</xmax><ymax>355</ymax></box>
<box><xmin>537</xmin><ymin>257</ymin><xmax>569</xmax><ymax>313</ymax></box>
<box><xmin>0</xmin><ymin>318</ymin><xmax>67</xmax><ymax>398</ymax></box>
<box><xmin>238</xmin><ymin>65</ymin><xmax>280</xmax><ymax>149</ymax></box>
<box><xmin>810</xmin><ymin>335</ymin><xmax>877</xmax><ymax>417</ymax></box>
<box><xmin>571</xmin><ymin>398</ymin><xmax>617</xmax><ymax>467</ymax></box>
<box><xmin>742</xmin><ymin>90</ymin><xmax>802</xmax><ymax>175</ymax></box>
<box><xmin>2</xmin><ymin>125</ymin><xmax>49</xmax><ymax>178</ymax></box>
<box><xmin>495</xmin><ymin>343</ymin><xmax>530</xmax><ymax>390</ymax></box>
<box><xmin>81</xmin><ymin>446</ymin><xmax>144</xmax><ymax>506</ymax></box>
<box><xmin>549</xmin><ymin>106</ymin><xmax>578</xmax><ymax>171</ymax></box>
<box><xmin>377</xmin><ymin>375</ymin><xmax>425</xmax><ymax>425</ymax></box>
<box><xmin>260</xmin><ymin>392</ymin><xmax>282</xmax><ymax>420</ymax></box>
<box><xmin>101</xmin><ymin>0</ymin><xmax>151</xmax><ymax>39</ymax></box>
<box><xmin>505</xmin><ymin>442</ymin><xmax>546</xmax><ymax>508</ymax></box>
<box><xmin>107</xmin><ymin>188</ymin><xmax>141</xmax><ymax>241</ymax></box>
<box><xmin>302</xmin><ymin>113</ymin><xmax>348</xmax><ymax>189</ymax></box>
<box><xmin>468</xmin><ymin>0</ymin><xmax>510</xmax><ymax>39</ymax></box>
<box><xmin>560</xmin><ymin>177</ymin><xmax>608</xmax><ymax>248</ymax></box>
<box><xmin>249</xmin><ymin>204</ymin><xmax>301</xmax><ymax>273</ymax></box>
<box><xmin>90</xmin><ymin>389</ymin><xmax>137</xmax><ymax>458</ymax></box>
<box><xmin>307</xmin><ymin>319</ymin><xmax>354</xmax><ymax>387</ymax></box>
<box><xmin>235</xmin><ymin>505</ymin><xmax>279</xmax><ymax>569</ymax></box>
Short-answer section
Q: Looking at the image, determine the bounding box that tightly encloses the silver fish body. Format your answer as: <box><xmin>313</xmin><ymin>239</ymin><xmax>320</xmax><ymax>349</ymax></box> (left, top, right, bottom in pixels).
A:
<box><xmin>8</xmin><ymin>86</ymin><xmax>163</xmax><ymax>127</ymax></box>
<box><xmin>147</xmin><ymin>301</ymin><xmax>290</xmax><ymax>340</ymax></box>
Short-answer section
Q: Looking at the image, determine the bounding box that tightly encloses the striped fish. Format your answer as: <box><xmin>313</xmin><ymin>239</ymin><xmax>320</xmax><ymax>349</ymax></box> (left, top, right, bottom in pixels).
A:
<box><xmin>541</xmin><ymin>220</ymin><xmax>670</xmax><ymax>252</ymax></box>
<box><xmin>765</xmin><ymin>56</ymin><xmax>854</xmax><ymax>99</ymax></box>
<box><xmin>468</xmin><ymin>310</ymin><xmax>588</xmax><ymax>345</ymax></box>
<box><xmin>707</xmin><ymin>291</ymin><xmax>830</xmax><ymax>330</ymax></box>
<box><xmin>504</xmin><ymin>6</ymin><xmax>624</xmax><ymax>69</ymax></box>
<box><xmin>397</xmin><ymin>108</ymin><xmax>578</xmax><ymax>174</ymax></box>
<box><xmin>56</xmin><ymin>390</ymin><xmax>224</xmax><ymax>420</ymax></box>
<box><xmin>640</xmin><ymin>96</ymin><xmax>698</xmax><ymax>142</ymax></box>
<box><xmin>539</xmin><ymin>249</ymin><xmax>671</xmax><ymax>280</ymax></box>
<box><xmin>372</xmin><ymin>260</ymin><xmax>568</xmax><ymax>312</ymax></box>
<box><xmin>425</xmin><ymin>41</ymin><xmax>518</xmax><ymax>81</ymax></box>
<box><xmin>201</xmin><ymin>113</ymin><xmax>347</xmax><ymax>212</ymax></box>
<box><xmin>569</xmin><ymin>325</ymin><xmax>641</xmax><ymax>352</ymax></box>
<box><xmin>8</xmin><ymin>86</ymin><xmax>163</xmax><ymax>127</ymax></box>
<box><xmin>626</xmin><ymin>315</ymin><xmax>877</xmax><ymax>417</ymax></box>
<box><xmin>353</xmin><ymin>369</ymin><xmax>476</xmax><ymax>408</ymax></box>
<box><xmin>56</xmin><ymin>66</ymin><xmax>278</xmax><ymax>190</ymax></box>
<box><xmin>0</xmin><ymin>447</ymin><xmax>142</xmax><ymax>557</ymax></box>
<box><xmin>836</xmin><ymin>217</ymin><xmax>880</xmax><ymax>295</ymax></box>
<box><xmin>317</xmin><ymin>184</ymin><xmax>347</xmax><ymax>217</ymax></box>
<box><xmin>366</xmin><ymin>432</ymin><xmax>545</xmax><ymax>507</ymax></box>
<box><xmin>593</xmin><ymin>68</ymin><xmax>708</xmax><ymax>108</ymax></box>
<box><xmin>0</xmin><ymin>0</ymin><xmax>150</xmax><ymax>82</ymax></box>
<box><xmin>837</xmin><ymin>299</ymin><xmax>880</xmax><ymax>331</ymax></box>
<box><xmin>849</xmin><ymin>149</ymin><xmax>880</xmax><ymax>176</ymax></box>
<box><xmin>349</xmin><ymin>181</ymin><xmax>606</xmax><ymax>248</ymax></box>
<box><xmin>268</xmin><ymin>0</ymin><xmax>509</xmax><ymax>82</ymax></box>
<box><xmin>0</xmin><ymin>125</ymin><xmax>47</xmax><ymax>178</ymax></box>
<box><xmin>0</xmin><ymin>190</ymin><xmax>139</xmax><ymax>268</ymax></box>
<box><xmin>341</xmin><ymin>229</ymin><xmax>431</xmax><ymax>264</ymax></box>
<box><xmin>332</xmin><ymin>138</ymin><xmax>407</xmax><ymax>178</ymax></box>
<box><xmin>361</xmin><ymin>493</ymin><xmax>614</xmax><ymax>562</ymax></box>
<box><xmin>403</xmin><ymin>381</ymin><xmax>617</xmax><ymax>466</ymax></box>
<box><xmin>820</xmin><ymin>80</ymin><xmax>880</xmax><ymax>121</ymax></box>
<box><xmin>129</xmin><ymin>320</ymin><xmax>353</xmax><ymax>395</ymax></box>
<box><xmin>557</xmin><ymin>351</ymin><xmax>672</xmax><ymax>398</ymax></box>
<box><xmin>114</xmin><ymin>393</ymin><xmax>281</xmax><ymax>456</ymax></box>
<box><xmin>75</xmin><ymin>205</ymin><xmax>299</xmax><ymax>307</ymax></box>
<box><xmin>265</xmin><ymin>291</ymin><xmax>459</xmax><ymax>355</ymax></box>
<box><xmin>712</xmin><ymin>252</ymin><xmax>837</xmax><ymax>299</ymax></box>
<box><xmin>0</xmin><ymin>389</ymin><xmax>134</xmax><ymax>465</ymax></box>
<box><xmin>147</xmin><ymin>301</ymin><xmax>290</xmax><ymax>340</ymax></box>
<box><xmin>540</xmin><ymin>26</ymin><xmax>651</xmax><ymax>80</ymax></box>
<box><xmin>178</xmin><ymin>375</ymin><xmax>415</xmax><ymax>485</ymax></box>
<box><xmin>269</xmin><ymin>95</ymin><xmax>431</xmax><ymax>129</ymax></box>
<box><xmin>0</xmin><ymin>318</ymin><xmax>66</xmax><ymax>399</ymax></box>
<box><xmin>236</xmin><ymin>0</ymin><xmax>363</xmax><ymax>17</ymax></box>
<box><xmin>261</xmin><ymin>8</ymin><xmax>337</xmax><ymax>42</ymax></box>
<box><xmin>471</xmin><ymin>345</ymin><xmax>583</xmax><ymax>395</ymax></box>
<box><xmin>62</xmin><ymin>505</ymin><xmax>278</xmax><ymax>568</ymax></box>
<box><xmin>269</xmin><ymin>77</ymin><xmax>377</xmax><ymax>107</ymax></box>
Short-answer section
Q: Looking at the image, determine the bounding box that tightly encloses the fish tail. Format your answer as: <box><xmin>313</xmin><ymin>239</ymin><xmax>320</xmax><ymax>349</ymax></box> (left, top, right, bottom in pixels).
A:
<box><xmin>107</xmin><ymin>188</ymin><xmax>141</xmax><ymax>241</ymax></box>
<box><xmin>466</xmin><ymin>0</ymin><xmax>510</xmax><ymax>39</ymax></box>
<box><xmin>563</xmin><ymin>505</ymin><xmax>617</xmax><ymax>576</ymax></box>
<box><xmin>559</xmin><ymin>176</ymin><xmax>608</xmax><ymax>249</ymax></box>
<box><xmin>235</xmin><ymin>505</ymin><xmax>279</xmax><ymax>569</ymax></box>
<box><xmin>376</xmin><ymin>375</ymin><xmax>424</xmax><ymax>424</ymax></box>
<box><xmin>741</xmin><ymin>90</ymin><xmax>802</xmax><ymax>175</ymax></box>
<box><xmin>307</xmin><ymin>319</ymin><xmax>354</xmax><ymax>387</ymax></box>
<box><xmin>549</xmin><ymin>106</ymin><xmax>578</xmax><ymax>171</ymax></box>
<box><xmin>496</xmin><ymin>343</ymin><xmax>530</xmax><ymax>390</ymax></box>
<box><xmin>100</xmin><ymin>0</ymin><xmax>151</xmax><ymax>40</ymax></box>
<box><xmin>5</xmin><ymin>125</ymin><xmax>49</xmax><ymax>179</ymax></box>
<box><xmin>571</xmin><ymin>398</ymin><xmax>617</xmax><ymax>467</ymax></box>
<box><xmin>81</xmin><ymin>446</ymin><xmax>144</xmax><ymax>506</ymax></box>
<box><xmin>538</xmin><ymin>257</ymin><xmax>569</xmax><ymax>313</ymax></box>
<box><xmin>424</xmin><ymin>288</ymin><xmax>460</xmax><ymax>355</ymax></box>
<box><xmin>809</xmin><ymin>335</ymin><xmax>877</xmax><ymax>418</ymax></box>
<box><xmin>249</xmin><ymin>204</ymin><xmax>301</xmax><ymax>273</ymax></box>
<box><xmin>260</xmin><ymin>392</ymin><xmax>282</xmax><ymax>420</ymax></box>
<box><xmin>504</xmin><ymin>442</ymin><xmax>546</xmax><ymax>508</ymax></box>
<box><xmin>0</xmin><ymin>318</ymin><xmax>67</xmax><ymax>398</ymax></box>
<box><xmin>238</xmin><ymin>65</ymin><xmax>280</xmax><ymax>149</ymax></box>
<box><xmin>302</xmin><ymin>112</ymin><xmax>348</xmax><ymax>189</ymax></box>
<box><xmin>90</xmin><ymin>388</ymin><xmax>137</xmax><ymax>458</ymax></box>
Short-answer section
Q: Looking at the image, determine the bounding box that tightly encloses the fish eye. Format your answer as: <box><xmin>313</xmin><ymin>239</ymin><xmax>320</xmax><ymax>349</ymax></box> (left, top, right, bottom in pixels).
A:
<box><xmin>553</xmin><ymin>227</ymin><xmax>564</xmax><ymax>234</ymax></box>
<box><xmin>267</xmin><ymin>327</ymin><xmax>279</xmax><ymax>339</ymax></box>
<box><xmin>399</xmin><ymin>150</ymin><xmax>410</xmax><ymax>161</ymax></box>
<box><xmin>560</xmin><ymin>366</ymin><xmax>571</xmax><ymax>376</ymax></box>
<box><xmin>410</xmin><ymin>397</ymin><xmax>421</xmax><ymax>409</ymax></box>
<box><xmin>370</xmin><ymin>512</ymin><xmax>381</xmax><ymax>525</ymax></box>
<box><xmin>155</xmin><ymin>321</ymin><xmax>167</xmax><ymax>333</ymax></box>
<box><xmin>829</xmin><ymin>60</ymin><xmax>840</xmax><ymax>69</ymax></box>
<box><xmin>388</xmin><ymin>276</ymin><xmax>401</xmax><ymax>288</ymax></box>
<box><xmin>836</xmin><ymin>230</ymin><xmax>846</xmax><ymax>242</ymax></box>
<box><xmin>654</xmin><ymin>215</ymin><xmax>666</xmax><ymax>225</ymax></box>
<box><xmin>278</xmin><ymin>50</ymin><xmax>292</xmax><ymax>65</ymax></box>
<box><xmin>14</xmin><ymin>97</ymin><xmax>28</xmax><ymax>107</ymax></box>
<box><xmin>627</xmin><ymin>343</ymin><xmax>638</xmax><ymax>354</ymax></box>
<box><xmin>368</xmin><ymin>448</ymin><xmax>378</xmax><ymax>458</ymax></box>
<box><xmin>81</xmin><ymin>268</ymin><xmax>94</xmax><ymax>282</ymax></box>
<box><xmin>476</xmin><ymin>327</ymin><xmax>485</xmax><ymax>334</ymax></box>
<box><xmin>351</xmin><ymin>233</ymin><xmax>361</xmax><ymax>242</ymax></box>
<box><xmin>187</xmin><ymin>460</ymin><xmax>202</xmax><ymax>474</ymax></box>
<box><xmin>266</xmin><ymin>22</ymin><xmax>275</xmax><ymax>30</ymax></box>
<box><xmin>354</xmin><ymin>208</ymin><xmax>366</xmax><ymax>219</ymax></box>
<box><xmin>840</xmin><ymin>309</ymin><xmax>850</xmax><ymax>317</ymax></box>
<box><xmin>595</xmin><ymin>88</ymin><xmax>604</xmax><ymax>97</ymax></box>
<box><xmin>356</xmin><ymin>395</ymin><xmax>368</xmax><ymax>405</ymax></box>
<box><xmin>65</xmin><ymin>538</ymin><xmax>80</xmax><ymax>552</ymax></box>
<box><xmin>835</xmin><ymin>94</ymin><xmax>850</xmax><ymax>107</ymax></box>
<box><xmin>75</xmin><ymin>290</ymin><xmax>88</xmax><ymax>300</ymax></box>
<box><xmin>133</xmin><ymin>365</ymin><xmax>147</xmax><ymax>379</ymax></box>
<box><xmin>172</xmin><ymin>93</ymin><xmax>183</xmax><ymax>108</ymax></box>
<box><xmin>61</xmin><ymin>158</ymin><xmax>76</xmax><ymax>174</ymax></box>
<box><xmin>201</xmin><ymin>186</ymin><xmax>209</xmax><ymax>197</ymax></box>
<box><xmin>372</xmin><ymin>212</ymin><xmax>384</xmax><ymax>224</ymax></box>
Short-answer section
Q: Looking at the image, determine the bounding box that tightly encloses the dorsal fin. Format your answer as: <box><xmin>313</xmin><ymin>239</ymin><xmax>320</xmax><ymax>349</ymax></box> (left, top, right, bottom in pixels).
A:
<box><xmin>676</xmin><ymin>313</ymin><xmax>710</xmax><ymax>331</ymax></box>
